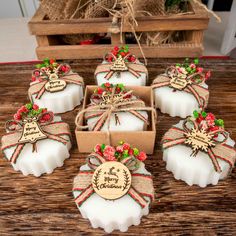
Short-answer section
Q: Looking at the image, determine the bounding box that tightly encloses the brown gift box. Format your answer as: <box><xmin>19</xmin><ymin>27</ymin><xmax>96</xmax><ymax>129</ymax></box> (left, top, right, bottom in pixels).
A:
<box><xmin>75</xmin><ymin>86</ymin><xmax>156</xmax><ymax>154</ymax></box>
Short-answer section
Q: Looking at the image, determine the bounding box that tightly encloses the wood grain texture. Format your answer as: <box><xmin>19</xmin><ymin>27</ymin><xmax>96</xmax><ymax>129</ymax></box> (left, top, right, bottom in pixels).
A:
<box><xmin>28</xmin><ymin>1</ymin><xmax>208</xmax><ymax>60</ymax></box>
<box><xmin>0</xmin><ymin>58</ymin><xmax>236</xmax><ymax>235</ymax></box>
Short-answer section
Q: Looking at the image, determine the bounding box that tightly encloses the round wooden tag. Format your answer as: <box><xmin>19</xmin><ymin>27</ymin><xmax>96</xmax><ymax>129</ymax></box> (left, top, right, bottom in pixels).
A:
<box><xmin>92</xmin><ymin>161</ymin><xmax>132</xmax><ymax>200</ymax></box>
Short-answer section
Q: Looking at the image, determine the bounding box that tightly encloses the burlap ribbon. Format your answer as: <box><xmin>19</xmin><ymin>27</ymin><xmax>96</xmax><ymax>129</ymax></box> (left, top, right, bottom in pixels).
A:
<box><xmin>162</xmin><ymin>120</ymin><xmax>236</xmax><ymax>173</ymax></box>
<box><xmin>75</xmin><ymin>88</ymin><xmax>156</xmax><ymax>133</ymax></box>
<box><xmin>152</xmin><ymin>66</ymin><xmax>209</xmax><ymax>109</ymax></box>
<box><xmin>73</xmin><ymin>152</ymin><xmax>154</xmax><ymax>208</ymax></box>
<box><xmin>1</xmin><ymin>115</ymin><xmax>71</xmax><ymax>164</ymax></box>
<box><xmin>28</xmin><ymin>64</ymin><xmax>84</xmax><ymax>101</ymax></box>
<box><xmin>95</xmin><ymin>53</ymin><xmax>148</xmax><ymax>80</ymax></box>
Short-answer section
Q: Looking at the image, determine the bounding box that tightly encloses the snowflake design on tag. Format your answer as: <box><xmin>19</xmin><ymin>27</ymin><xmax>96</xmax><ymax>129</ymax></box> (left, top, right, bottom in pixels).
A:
<box><xmin>185</xmin><ymin>128</ymin><xmax>216</xmax><ymax>156</ymax></box>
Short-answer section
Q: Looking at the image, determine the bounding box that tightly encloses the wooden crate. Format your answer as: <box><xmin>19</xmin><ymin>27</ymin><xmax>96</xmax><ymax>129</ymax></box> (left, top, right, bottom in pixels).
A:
<box><xmin>28</xmin><ymin>2</ymin><xmax>209</xmax><ymax>59</ymax></box>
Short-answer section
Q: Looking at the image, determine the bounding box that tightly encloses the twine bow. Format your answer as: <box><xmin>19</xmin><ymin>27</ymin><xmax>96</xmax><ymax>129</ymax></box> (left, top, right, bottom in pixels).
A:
<box><xmin>75</xmin><ymin>87</ymin><xmax>156</xmax><ymax>140</ymax></box>
<box><xmin>162</xmin><ymin>119</ymin><xmax>236</xmax><ymax>173</ymax></box>
<box><xmin>152</xmin><ymin>66</ymin><xmax>209</xmax><ymax>109</ymax></box>
<box><xmin>73</xmin><ymin>152</ymin><xmax>154</xmax><ymax>208</ymax></box>
<box><xmin>95</xmin><ymin>52</ymin><xmax>148</xmax><ymax>80</ymax></box>
<box><xmin>28</xmin><ymin>64</ymin><xmax>84</xmax><ymax>100</ymax></box>
<box><xmin>1</xmin><ymin>113</ymin><xmax>71</xmax><ymax>164</ymax></box>
<box><xmin>100</xmin><ymin>0</ymin><xmax>147</xmax><ymax>65</ymax></box>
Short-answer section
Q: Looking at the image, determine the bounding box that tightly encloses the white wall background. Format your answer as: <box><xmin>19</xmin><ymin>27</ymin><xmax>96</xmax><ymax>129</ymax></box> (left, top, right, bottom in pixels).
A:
<box><xmin>0</xmin><ymin>0</ymin><xmax>39</xmax><ymax>18</ymax></box>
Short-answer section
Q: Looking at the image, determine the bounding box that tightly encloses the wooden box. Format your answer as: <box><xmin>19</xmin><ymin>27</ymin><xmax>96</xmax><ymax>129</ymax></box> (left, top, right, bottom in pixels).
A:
<box><xmin>28</xmin><ymin>2</ymin><xmax>209</xmax><ymax>59</ymax></box>
<box><xmin>75</xmin><ymin>86</ymin><xmax>156</xmax><ymax>154</ymax></box>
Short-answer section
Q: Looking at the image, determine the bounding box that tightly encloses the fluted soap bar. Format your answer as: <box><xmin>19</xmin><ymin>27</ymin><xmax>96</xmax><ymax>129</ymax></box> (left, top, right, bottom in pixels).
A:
<box><xmin>28</xmin><ymin>59</ymin><xmax>84</xmax><ymax>114</ymax></box>
<box><xmin>1</xmin><ymin>103</ymin><xmax>72</xmax><ymax>177</ymax></box>
<box><xmin>152</xmin><ymin>58</ymin><xmax>210</xmax><ymax>118</ymax></box>
<box><xmin>73</xmin><ymin>142</ymin><xmax>154</xmax><ymax>233</ymax></box>
<box><xmin>95</xmin><ymin>45</ymin><xmax>147</xmax><ymax>86</ymax></box>
<box><xmin>162</xmin><ymin>111</ymin><xmax>236</xmax><ymax>187</ymax></box>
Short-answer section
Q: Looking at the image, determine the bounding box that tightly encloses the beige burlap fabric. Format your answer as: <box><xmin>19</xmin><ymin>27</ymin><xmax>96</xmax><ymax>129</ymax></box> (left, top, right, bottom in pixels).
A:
<box><xmin>133</xmin><ymin>0</ymin><xmax>165</xmax><ymax>16</ymax></box>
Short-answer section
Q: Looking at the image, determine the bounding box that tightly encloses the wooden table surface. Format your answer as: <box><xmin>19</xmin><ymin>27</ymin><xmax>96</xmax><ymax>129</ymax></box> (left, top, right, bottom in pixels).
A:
<box><xmin>0</xmin><ymin>59</ymin><xmax>236</xmax><ymax>235</ymax></box>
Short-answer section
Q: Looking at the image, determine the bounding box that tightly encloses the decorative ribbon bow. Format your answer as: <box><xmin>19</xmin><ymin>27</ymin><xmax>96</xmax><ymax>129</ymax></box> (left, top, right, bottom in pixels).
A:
<box><xmin>73</xmin><ymin>152</ymin><xmax>154</xmax><ymax>208</ymax></box>
<box><xmin>95</xmin><ymin>53</ymin><xmax>148</xmax><ymax>80</ymax></box>
<box><xmin>28</xmin><ymin>64</ymin><xmax>84</xmax><ymax>100</ymax></box>
<box><xmin>1</xmin><ymin>113</ymin><xmax>71</xmax><ymax>164</ymax></box>
<box><xmin>152</xmin><ymin>66</ymin><xmax>209</xmax><ymax>108</ymax></box>
<box><xmin>75</xmin><ymin>87</ymin><xmax>156</xmax><ymax>132</ymax></box>
<box><xmin>162</xmin><ymin>119</ymin><xmax>236</xmax><ymax>173</ymax></box>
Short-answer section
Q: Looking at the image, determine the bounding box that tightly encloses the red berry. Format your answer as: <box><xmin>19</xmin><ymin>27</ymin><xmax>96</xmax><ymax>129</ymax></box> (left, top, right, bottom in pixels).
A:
<box><xmin>114</xmin><ymin>46</ymin><xmax>119</xmax><ymax>51</ymax></box>
<box><xmin>123</xmin><ymin>143</ymin><xmax>130</xmax><ymax>150</ymax></box>
<box><xmin>197</xmin><ymin>67</ymin><xmax>203</xmax><ymax>73</ymax></box>
<box><xmin>97</xmin><ymin>151</ymin><xmax>103</xmax><ymax>157</ymax></box>
<box><xmin>116</xmin><ymin>87</ymin><xmax>121</xmax><ymax>93</ymax></box>
<box><xmin>97</xmin><ymin>88</ymin><xmax>103</xmax><ymax>95</ymax></box>
<box><xmin>31</xmin><ymin>76</ymin><xmax>36</xmax><ymax>82</ymax></box>
<box><xmin>34</xmin><ymin>71</ymin><xmax>40</xmax><ymax>77</ymax></box>
<box><xmin>19</xmin><ymin>106</ymin><xmax>28</xmax><ymax>113</ymax></box>
<box><xmin>137</xmin><ymin>151</ymin><xmax>147</xmax><ymax>161</ymax></box>
<box><xmin>33</xmin><ymin>104</ymin><xmax>39</xmax><ymax>110</ymax></box>
<box><xmin>94</xmin><ymin>144</ymin><xmax>101</xmax><ymax>153</ymax></box>
<box><xmin>107</xmin><ymin>55</ymin><xmax>113</xmax><ymax>62</ymax></box>
<box><xmin>120</xmin><ymin>52</ymin><xmax>126</xmax><ymax>57</ymax></box>
<box><xmin>41</xmin><ymin>113</ymin><xmax>51</xmax><ymax>121</ymax></box>
<box><xmin>196</xmin><ymin>114</ymin><xmax>204</xmax><ymax>124</ymax></box>
<box><xmin>130</xmin><ymin>56</ymin><xmax>136</xmax><ymax>62</ymax></box>
<box><xmin>14</xmin><ymin>113</ymin><xmax>21</xmax><ymax>121</ymax></box>
<box><xmin>50</xmin><ymin>59</ymin><xmax>54</xmax><ymax>64</ymax></box>
<box><xmin>116</xmin><ymin>145</ymin><xmax>124</xmax><ymax>153</ymax></box>
<box><xmin>112</xmin><ymin>50</ymin><xmax>118</xmax><ymax>56</ymax></box>
<box><xmin>105</xmin><ymin>82</ymin><xmax>110</xmax><ymax>87</ymax></box>
<box><xmin>209</xmin><ymin>126</ymin><xmax>219</xmax><ymax>132</ymax></box>
<box><xmin>128</xmin><ymin>149</ymin><xmax>134</xmax><ymax>156</ymax></box>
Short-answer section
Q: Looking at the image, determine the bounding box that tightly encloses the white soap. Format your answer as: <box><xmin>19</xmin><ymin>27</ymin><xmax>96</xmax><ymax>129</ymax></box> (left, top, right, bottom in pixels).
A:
<box><xmin>153</xmin><ymin>81</ymin><xmax>208</xmax><ymax>118</ymax></box>
<box><xmin>73</xmin><ymin>162</ymin><xmax>151</xmax><ymax>233</ymax></box>
<box><xmin>163</xmin><ymin>120</ymin><xmax>235</xmax><ymax>187</ymax></box>
<box><xmin>2</xmin><ymin>117</ymin><xmax>72</xmax><ymax>177</ymax></box>
<box><xmin>31</xmin><ymin>83</ymin><xmax>83</xmax><ymax>114</ymax></box>
<box><xmin>96</xmin><ymin>61</ymin><xmax>147</xmax><ymax>86</ymax></box>
<box><xmin>87</xmin><ymin>111</ymin><xmax>148</xmax><ymax>131</ymax></box>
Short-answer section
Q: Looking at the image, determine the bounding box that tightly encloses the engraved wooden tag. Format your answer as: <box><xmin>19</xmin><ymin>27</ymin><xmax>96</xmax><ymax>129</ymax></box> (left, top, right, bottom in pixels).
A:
<box><xmin>110</xmin><ymin>55</ymin><xmax>128</xmax><ymax>72</ymax></box>
<box><xmin>170</xmin><ymin>76</ymin><xmax>189</xmax><ymax>90</ymax></box>
<box><xmin>92</xmin><ymin>161</ymin><xmax>132</xmax><ymax>200</ymax></box>
<box><xmin>18</xmin><ymin>118</ymin><xmax>47</xmax><ymax>144</ymax></box>
<box><xmin>100</xmin><ymin>92</ymin><xmax>123</xmax><ymax>106</ymax></box>
<box><xmin>45</xmin><ymin>79</ymin><xmax>66</xmax><ymax>92</ymax></box>
<box><xmin>185</xmin><ymin>128</ymin><xmax>215</xmax><ymax>155</ymax></box>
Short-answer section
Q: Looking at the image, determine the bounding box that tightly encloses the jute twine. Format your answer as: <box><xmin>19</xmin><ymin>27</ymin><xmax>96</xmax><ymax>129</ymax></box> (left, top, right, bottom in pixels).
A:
<box><xmin>62</xmin><ymin>0</ymin><xmax>116</xmax><ymax>45</ymax></box>
<box><xmin>40</xmin><ymin>0</ymin><xmax>116</xmax><ymax>45</ymax></box>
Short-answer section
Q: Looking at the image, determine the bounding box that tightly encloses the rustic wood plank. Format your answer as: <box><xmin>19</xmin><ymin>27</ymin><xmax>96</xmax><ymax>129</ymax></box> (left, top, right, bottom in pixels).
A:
<box><xmin>0</xmin><ymin>59</ymin><xmax>236</xmax><ymax>235</ymax></box>
<box><xmin>28</xmin><ymin>2</ymin><xmax>209</xmax><ymax>35</ymax></box>
<box><xmin>36</xmin><ymin>36</ymin><xmax>50</xmax><ymax>46</ymax></box>
<box><xmin>36</xmin><ymin>44</ymin><xmax>203</xmax><ymax>60</ymax></box>
<box><xmin>29</xmin><ymin>16</ymin><xmax>209</xmax><ymax>35</ymax></box>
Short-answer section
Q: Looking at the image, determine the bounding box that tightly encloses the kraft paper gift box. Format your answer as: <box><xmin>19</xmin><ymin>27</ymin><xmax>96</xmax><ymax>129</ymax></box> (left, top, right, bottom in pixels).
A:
<box><xmin>75</xmin><ymin>85</ymin><xmax>156</xmax><ymax>154</ymax></box>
